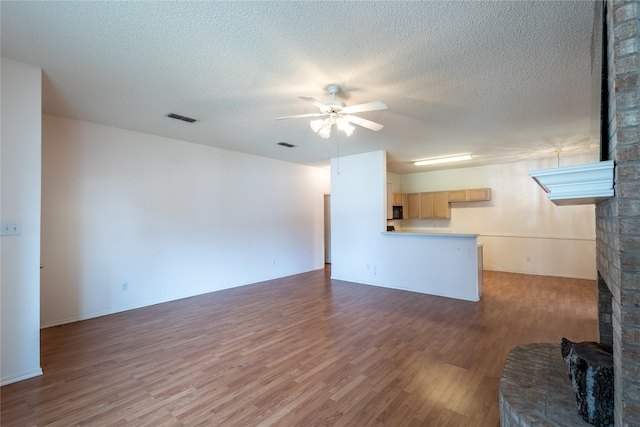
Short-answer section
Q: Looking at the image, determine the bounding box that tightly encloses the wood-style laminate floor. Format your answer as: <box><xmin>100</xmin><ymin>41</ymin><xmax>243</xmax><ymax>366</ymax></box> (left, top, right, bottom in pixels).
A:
<box><xmin>1</xmin><ymin>268</ymin><xmax>598</xmax><ymax>426</ymax></box>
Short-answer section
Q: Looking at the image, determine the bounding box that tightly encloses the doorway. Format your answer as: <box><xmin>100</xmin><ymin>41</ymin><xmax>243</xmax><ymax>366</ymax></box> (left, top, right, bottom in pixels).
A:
<box><xmin>324</xmin><ymin>194</ymin><xmax>331</xmax><ymax>264</ymax></box>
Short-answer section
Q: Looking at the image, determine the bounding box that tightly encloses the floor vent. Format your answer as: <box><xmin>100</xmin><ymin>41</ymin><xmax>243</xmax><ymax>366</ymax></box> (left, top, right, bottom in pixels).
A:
<box><xmin>277</xmin><ymin>142</ymin><xmax>296</xmax><ymax>148</ymax></box>
<box><xmin>167</xmin><ymin>113</ymin><xmax>197</xmax><ymax>123</ymax></box>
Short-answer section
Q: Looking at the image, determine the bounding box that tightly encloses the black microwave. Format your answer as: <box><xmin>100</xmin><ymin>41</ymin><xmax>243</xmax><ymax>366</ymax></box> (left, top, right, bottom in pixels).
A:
<box><xmin>392</xmin><ymin>205</ymin><xmax>403</xmax><ymax>219</ymax></box>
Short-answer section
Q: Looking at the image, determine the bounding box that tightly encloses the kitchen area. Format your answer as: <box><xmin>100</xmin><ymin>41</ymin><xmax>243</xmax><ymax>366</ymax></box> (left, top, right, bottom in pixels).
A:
<box><xmin>330</xmin><ymin>151</ymin><xmax>596</xmax><ymax>305</ymax></box>
<box><xmin>382</xmin><ymin>183</ymin><xmax>491</xmax><ymax>301</ymax></box>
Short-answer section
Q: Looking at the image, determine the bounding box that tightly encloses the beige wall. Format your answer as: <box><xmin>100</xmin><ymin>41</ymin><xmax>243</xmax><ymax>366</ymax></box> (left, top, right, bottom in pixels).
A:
<box><xmin>40</xmin><ymin>114</ymin><xmax>330</xmax><ymax>327</ymax></box>
<box><xmin>389</xmin><ymin>153</ymin><xmax>598</xmax><ymax>279</ymax></box>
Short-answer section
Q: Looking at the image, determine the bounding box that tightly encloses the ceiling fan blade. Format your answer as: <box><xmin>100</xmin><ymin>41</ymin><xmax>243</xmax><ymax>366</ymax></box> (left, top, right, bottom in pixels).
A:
<box><xmin>299</xmin><ymin>96</ymin><xmax>328</xmax><ymax>111</ymax></box>
<box><xmin>344</xmin><ymin>115</ymin><xmax>384</xmax><ymax>131</ymax></box>
<box><xmin>275</xmin><ymin>113</ymin><xmax>327</xmax><ymax>120</ymax></box>
<box><xmin>341</xmin><ymin>101</ymin><xmax>387</xmax><ymax>114</ymax></box>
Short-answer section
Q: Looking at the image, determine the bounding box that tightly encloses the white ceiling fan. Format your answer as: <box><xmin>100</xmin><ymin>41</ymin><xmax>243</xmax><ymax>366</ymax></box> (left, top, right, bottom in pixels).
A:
<box><xmin>275</xmin><ymin>85</ymin><xmax>387</xmax><ymax>138</ymax></box>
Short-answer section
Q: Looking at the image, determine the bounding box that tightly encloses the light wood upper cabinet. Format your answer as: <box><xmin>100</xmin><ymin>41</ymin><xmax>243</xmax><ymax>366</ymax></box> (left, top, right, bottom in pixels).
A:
<box><xmin>448</xmin><ymin>188</ymin><xmax>491</xmax><ymax>202</ymax></box>
<box><xmin>419</xmin><ymin>192</ymin><xmax>434</xmax><ymax>218</ymax></box>
<box><xmin>420</xmin><ymin>192</ymin><xmax>450</xmax><ymax>219</ymax></box>
<box><xmin>394</xmin><ymin>187</ymin><xmax>490</xmax><ymax>220</ymax></box>
<box><xmin>402</xmin><ymin>193</ymin><xmax>409</xmax><ymax>219</ymax></box>
<box><xmin>447</xmin><ymin>190</ymin><xmax>467</xmax><ymax>202</ymax></box>
<box><xmin>406</xmin><ymin>193</ymin><xmax>420</xmax><ymax>218</ymax></box>
<box><xmin>467</xmin><ymin>188</ymin><xmax>491</xmax><ymax>201</ymax></box>
<box><xmin>432</xmin><ymin>192</ymin><xmax>451</xmax><ymax>218</ymax></box>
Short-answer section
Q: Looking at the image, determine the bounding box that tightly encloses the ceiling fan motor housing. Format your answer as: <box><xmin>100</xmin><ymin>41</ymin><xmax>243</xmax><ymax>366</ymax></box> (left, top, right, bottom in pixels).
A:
<box><xmin>322</xmin><ymin>100</ymin><xmax>345</xmax><ymax>113</ymax></box>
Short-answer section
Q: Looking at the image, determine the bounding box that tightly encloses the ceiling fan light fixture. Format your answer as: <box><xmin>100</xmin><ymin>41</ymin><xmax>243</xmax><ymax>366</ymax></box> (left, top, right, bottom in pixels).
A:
<box><xmin>317</xmin><ymin>121</ymin><xmax>332</xmax><ymax>139</ymax></box>
<box><xmin>278</xmin><ymin>85</ymin><xmax>386</xmax><ymax>138</ymax></box>
<box><xmin>310</xmin><ymin>119</ymin><xmax>324</xmax><ymax>133</ymax></box>
<box><xmin>337</xmin><ymin>118</ymin><xmax>355</xmax><ymax>136</ymax></box>
<box><xmin>414</xmin><ymin>154</ymin><xmax>473</xmax><ymax>166</ymax></box>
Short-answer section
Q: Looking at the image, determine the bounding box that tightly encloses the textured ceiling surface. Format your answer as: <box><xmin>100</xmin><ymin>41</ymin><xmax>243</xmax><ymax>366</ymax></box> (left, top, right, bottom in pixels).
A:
<box><xmin>1</xmin><ymin>1</ymin><xmax>599</xmax><ymax>173</ymax></box>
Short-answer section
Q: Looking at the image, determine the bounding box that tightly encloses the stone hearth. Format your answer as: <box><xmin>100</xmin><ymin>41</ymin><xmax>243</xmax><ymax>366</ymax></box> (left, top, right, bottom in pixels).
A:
<box><xmin>499</xmin><ymin>343</ymin><xmax>594</xmax><ymax>427</ymax></box>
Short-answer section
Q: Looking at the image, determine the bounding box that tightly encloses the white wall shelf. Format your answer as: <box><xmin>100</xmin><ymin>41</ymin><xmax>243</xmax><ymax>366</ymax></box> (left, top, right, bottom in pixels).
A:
<box><xmin>528</xmin><ymin>160</ymin><xmax>614</xmax><ymax>206</ymax></box>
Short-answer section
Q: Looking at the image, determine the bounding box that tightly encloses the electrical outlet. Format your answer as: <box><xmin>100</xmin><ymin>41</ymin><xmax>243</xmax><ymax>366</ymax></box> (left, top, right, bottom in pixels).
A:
<box><xmin>122</xmin><ymin>283</ymin><xmax>129</xmax><ymax>291</ymax></box>
<box><xmin>526</xmin><ymin>256</ymin><xmax>531</xmax><ymax>262</ymax></box>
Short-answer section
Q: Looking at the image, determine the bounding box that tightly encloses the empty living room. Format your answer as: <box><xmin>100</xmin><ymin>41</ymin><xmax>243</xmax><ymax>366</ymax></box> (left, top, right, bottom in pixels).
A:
<box><xmin>3</xmin><ymin>1</ymin><xmax>639</xmax><ymax>425</ymax></box>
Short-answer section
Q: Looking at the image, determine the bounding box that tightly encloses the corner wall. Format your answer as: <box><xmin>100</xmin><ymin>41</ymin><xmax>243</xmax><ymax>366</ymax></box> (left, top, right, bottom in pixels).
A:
<box><xmin>1</xmin><ymin>58</ymin><xmax>43</xmax><ymax>385</ymax></box>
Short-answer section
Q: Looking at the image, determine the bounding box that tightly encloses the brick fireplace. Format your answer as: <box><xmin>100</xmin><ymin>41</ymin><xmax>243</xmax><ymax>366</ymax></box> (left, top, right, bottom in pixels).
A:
<box><xmin>595</xmin><ymin>0</ymin><xmax>640</xmax><ymax>425</ymax></box>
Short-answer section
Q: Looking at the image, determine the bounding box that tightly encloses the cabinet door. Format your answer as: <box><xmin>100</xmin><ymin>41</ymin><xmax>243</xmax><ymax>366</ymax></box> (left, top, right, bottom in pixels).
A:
<box><xmin>447</xmin><ymin>190</ymin><xmax>467</xmax><ymax>202</ymax></box>
<box><xmin>419</xmin><ymin>193</ymin><xmax>434</xmax><ymax>218</ymax></box>
<box><xmin>393</xmin><ymin>192</ymin><xmax>403</xmax><ymax>205</ymax></box>
<box><xmin>402</xmin><ymin>193</ymin><xmax>409</xmax><ymax>219</ymax></box>
<box><xmin>433</xmin><ymin>191</ymin><xmax>451</xmax><ymax>218</ymax></box>
<box><xmin>448</xmin><ymin>188</ymin><xmax>491</xmax><ymax>202</ymax></box>
<box><xmin>407</xmin><ymin>193</ymin><xmax>420</xmax><ymax>218</ymax></box>
<box><xmin>467</xmin><ymin>188</ymin><xmax>491</xmax><ymax>201</ymax></box>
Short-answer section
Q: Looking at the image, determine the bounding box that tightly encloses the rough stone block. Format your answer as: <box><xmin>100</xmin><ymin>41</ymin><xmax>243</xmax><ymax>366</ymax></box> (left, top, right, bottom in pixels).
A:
<box><xmin>619</xmin><ymin>288</ymin><xmax>640</xmax><ymax>308</ymax></box>
<box><xmin>615</xmin><ymin>129</ymin><xmax>640</xmax><ymax>145</ymax></box>
<box><xmin>617</xmin><ymin>200</ymin><xmax>640</xmax><ymax>217</ymax></box>
<box><xmin>617</xmin><ymin>142</ymin><xmax>640</xmax><ymax>162</ymax></box>
<box><xmin>561</xmin><ymin>338</ymin><xmax>614</xmax><ymax>427</ymax></box>
<box><xmin>613</xmin><ymin>19</ymin><xmax>639</xmax><ymax>40</ymax></box>
<box><xmin>613</xmin><ymin>1</ymin><xmax>638</xmax><ymax>24</ymax></box>
<box><xmin>616</xmin><ymin>74</ymin><xmax>639</xmax><ymax>92</ymax></box>
<box><xmin>617</xmin><ymin>110</ymin><xmax>640</xmax><ymax>127</ymax></box>
<box><xmin>621</xmin><ymin>252</ymin><xmax>640</xmax><ymax>272</ymax></box>
<box><xmin>617</xmin><ymin>182</ymin><xmax>640</xmax><ymax>200</ymax></box>
<box><xmin>616</xmin><ymin>90</ymin><xmax>639</xmax><ymax>109</ymax></box>
<box><xmin>620</xmin><ymin>271</ymin><xmax>640</xmax><ymax>289</ymax></box>
<box><xmin>616</xmin><ymin>162</ymin><xmax>640</xmax><ymax>180</ymax></box>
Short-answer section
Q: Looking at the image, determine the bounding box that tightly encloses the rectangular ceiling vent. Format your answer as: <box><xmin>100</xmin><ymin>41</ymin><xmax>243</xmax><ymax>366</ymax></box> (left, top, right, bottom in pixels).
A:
<box><xmin>277</xmin><ymin>142</ymin><xmax>295</xmax><ymax>148</ymax></box>
<box><xmin>167</xmin><ymin>113</ymin><xmax>197</xmax><ymax>123</ymax></box>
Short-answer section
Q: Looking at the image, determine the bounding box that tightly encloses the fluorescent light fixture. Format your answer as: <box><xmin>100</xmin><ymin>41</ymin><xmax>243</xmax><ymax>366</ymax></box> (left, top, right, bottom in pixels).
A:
<box><xmin>414</xmin><ymin>154</ymin><xmax>473</xmax><ymax>166</ymax></box>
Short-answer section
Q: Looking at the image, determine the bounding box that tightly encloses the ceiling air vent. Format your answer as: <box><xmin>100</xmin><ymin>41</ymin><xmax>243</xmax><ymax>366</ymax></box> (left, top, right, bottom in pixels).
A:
<box><xmin>277</xmin><ymin>142</ymin><xmax>295</xmax><ymax>148</ymax></box>
<box><xmin>167</xmin><ymin>113</ymin><xmax>197</xmax><ymax>123</ymax></box>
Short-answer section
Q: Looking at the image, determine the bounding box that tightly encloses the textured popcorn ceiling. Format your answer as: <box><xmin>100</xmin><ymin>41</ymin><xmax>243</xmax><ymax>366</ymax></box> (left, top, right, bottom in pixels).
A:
<box><xmin>1</xmin><ymin>1</ymin><xmax>598</xmax><ymax>174</ymax></box>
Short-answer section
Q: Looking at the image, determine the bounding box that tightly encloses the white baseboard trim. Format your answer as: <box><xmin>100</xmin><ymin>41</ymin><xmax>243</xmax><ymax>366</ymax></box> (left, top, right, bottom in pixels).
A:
<box><xmin>40</xmin><ymin>267</ymin><xmax>323</xmax><ymax>329</ymax></box>
<box><xmin>1</xmin><ymin>367</ymin><xmax>43</xmax><ymax>386</ymax></box>
<box><xmin>483</xmin><ymin>268</ymin><xmax>596</xmax><ymax>281</ymax></box>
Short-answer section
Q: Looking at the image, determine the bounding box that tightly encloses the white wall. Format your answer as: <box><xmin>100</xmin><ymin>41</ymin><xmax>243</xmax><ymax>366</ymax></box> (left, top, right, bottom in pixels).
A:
<box><xmin>41</xmin><ymin>115</ymin><xmax>330</xmax><ymax>327</ymax></box>
<box><xmin>1</xmin><ymin>59</ymin><xmax>43</xmax><ymax>385</ymax></box>
<box><xmin>331</xmin><ymin>150</ymin><xmax>387</xmax><ymax>282</ymax></box>
<box><xmin>393</xmin><ymin>154</ymin><xmax>598</xmax><ymax>279</ymax></box>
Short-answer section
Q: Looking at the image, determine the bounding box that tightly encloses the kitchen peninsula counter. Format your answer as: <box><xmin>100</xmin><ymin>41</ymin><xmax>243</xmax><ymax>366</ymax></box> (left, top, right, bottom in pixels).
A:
<box><xmin>375</xmin><ymin>230</ymin><xmax>484</xmax><ymax>301</ymax></box>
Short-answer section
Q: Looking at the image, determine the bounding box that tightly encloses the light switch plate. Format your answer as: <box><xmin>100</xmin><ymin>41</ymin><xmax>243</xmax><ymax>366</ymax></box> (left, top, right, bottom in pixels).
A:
<box><xmin>1</xmin><ymin>222</ymin><xmax>21</xmax><ymax>235</ymax></box>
